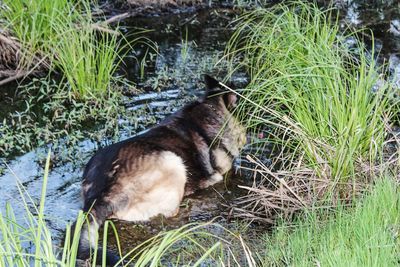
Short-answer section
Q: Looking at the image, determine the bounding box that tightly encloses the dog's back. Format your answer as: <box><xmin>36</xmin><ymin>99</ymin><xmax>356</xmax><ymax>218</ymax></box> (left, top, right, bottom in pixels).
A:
<box><xmin>74</xmin><ymin>75</ymin><xmax>246</xmax><ymax>265</ymax></box>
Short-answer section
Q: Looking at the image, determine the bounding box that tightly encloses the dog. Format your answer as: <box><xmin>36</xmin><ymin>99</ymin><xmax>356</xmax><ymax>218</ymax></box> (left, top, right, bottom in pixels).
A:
<box><xmin>72</xmin><ymin>75</ymin><xmax>247</xmax><ymax>265</ymax></box>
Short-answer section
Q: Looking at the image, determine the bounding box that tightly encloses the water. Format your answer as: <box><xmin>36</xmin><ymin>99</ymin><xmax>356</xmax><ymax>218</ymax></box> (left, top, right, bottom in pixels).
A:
<box><xmin>0</xmin><ymin>1</ymin><xmax>399</xmax><ymax>254</ymax></box>
<box><xmin>0</xmin><ymin>8</ymin><xmax>245</xmax><ymax>241</ymax></box>
<box><xmin>331</xmin><ymin>0</ymin><xmax>400</xmax><ymax>83</ymax></box>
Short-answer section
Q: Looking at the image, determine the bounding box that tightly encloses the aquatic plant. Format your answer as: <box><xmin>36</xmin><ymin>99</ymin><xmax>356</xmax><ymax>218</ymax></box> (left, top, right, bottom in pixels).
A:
<box><xmin>0</xmin><ymin>78</ymin><xmax>141</xmax><ymax>161</ymax></box>
<box><xmin>180</xmin><ymin>27</ymin><xmax>191</xmax><ymax>64</ymax></box>
<box><xmin>226</xmin><ymin>2</ymin><xmax>395</xmax><ymax>195</ymax></box>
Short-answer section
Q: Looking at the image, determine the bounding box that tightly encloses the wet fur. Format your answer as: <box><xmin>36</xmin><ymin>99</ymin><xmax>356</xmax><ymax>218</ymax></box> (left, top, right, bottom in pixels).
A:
<box><xmin>73</xmin><ymin>75</ymin><xmax>246</xmax><ymax>265</ymax></box>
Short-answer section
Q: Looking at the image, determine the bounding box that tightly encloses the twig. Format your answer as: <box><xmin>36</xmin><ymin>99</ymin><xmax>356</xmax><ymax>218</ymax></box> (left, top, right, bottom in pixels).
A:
<box><xmin>99</xmin><ymin>12</ymin><xmax>131</xmax><ymax>25</ymax></box>
<box><xmin>246</xmin><ymin>155</ymin><xmax>308</xmax><ymax>207</ymax></box>
<box><xmin>90</xmin><ymin>12</ymin><xmax>133</xmax><ymax>35</ymax></box>
<box><xmin>90</xmin><ymin>24</ymin><xmax>121</xmax><ymax>35</ymax></box>
<box><xmin>0</xmin><ymin>71</ymin><xmax>29</xmax><ymax>86</ymax></box>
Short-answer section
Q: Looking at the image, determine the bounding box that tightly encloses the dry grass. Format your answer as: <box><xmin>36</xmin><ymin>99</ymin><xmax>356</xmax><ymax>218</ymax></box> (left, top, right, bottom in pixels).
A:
<box><xmin>223</xmin><ymin>2</ymin><xmax>399</xmax><ymax>222</ymax></box>
<box><xmin>230</xmin><ymin>129</ymin><xmax>400</xmax><ymax>223</ymax></box>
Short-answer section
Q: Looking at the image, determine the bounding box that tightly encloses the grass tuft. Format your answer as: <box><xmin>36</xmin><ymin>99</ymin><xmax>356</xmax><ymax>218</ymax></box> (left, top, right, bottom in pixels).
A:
<box><xmin>51</xmin><ymin>3</ymin><xmax>123</xmax><ymax>99</ymax></box>
<box><xmin>1</xmin><ymin>0</ymin><xmax>71</xmax><ymax>69</ymax></box>
<box><xmin>1</xmin><ymin>0</ymin><xmax>126</xmax><ymax>99</ymax></box>
<box><xmin>227</xmin><ymin>2</ymin><xmax>394</xmax><ymax>188</ymax></box>
<box><xmin>260</xmin><ymin>177</ymin><xmax>400</xmax><ymax>266</ymax></box>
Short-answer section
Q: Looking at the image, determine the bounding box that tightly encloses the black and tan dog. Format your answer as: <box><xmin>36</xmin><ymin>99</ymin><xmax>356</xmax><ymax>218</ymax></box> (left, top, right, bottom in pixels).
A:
<box><xmin>73</xmin><ymin>75</ymin><xmax>246</xmax><ymax>265</ymax></box>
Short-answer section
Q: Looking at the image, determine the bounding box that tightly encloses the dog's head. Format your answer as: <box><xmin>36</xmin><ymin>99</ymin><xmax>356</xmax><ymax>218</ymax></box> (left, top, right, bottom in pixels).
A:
<box><xmin>201</xmin><ymin>75</ymin><xmax>247</xmax><ymax>156</ymax></box>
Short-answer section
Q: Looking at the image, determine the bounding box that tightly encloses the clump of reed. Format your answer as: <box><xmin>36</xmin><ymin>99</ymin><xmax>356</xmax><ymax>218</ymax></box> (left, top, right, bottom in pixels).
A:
<box><xmin>1</xmin><ymin>0</ymin><xmax>124</xmax><ymax>99</ymax></box>
<box><xmin>50</xmin><ymin>3</ymin><xmax>122</xmax><ymax>99</ymax></box>
<box><xmin>1</xmin><ymin>0</ymin><xmax>70</xmax><ymax>70</ymax></box>
<box><xmin>225</xmin><ymin>2</ymin><xmax>397</xmax><ymax>221</ymax></box>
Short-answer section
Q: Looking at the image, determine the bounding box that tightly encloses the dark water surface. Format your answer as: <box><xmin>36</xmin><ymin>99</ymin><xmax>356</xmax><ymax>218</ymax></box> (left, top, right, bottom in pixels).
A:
<box><xmin>0</xmin><ymin>8</ymin><xmax>248</xmax><ymax>240</ymax></box>
<box><xmin>0</xmin><ymin>1</ymin><xmax>399</xmax><ymax>253</ymax></box>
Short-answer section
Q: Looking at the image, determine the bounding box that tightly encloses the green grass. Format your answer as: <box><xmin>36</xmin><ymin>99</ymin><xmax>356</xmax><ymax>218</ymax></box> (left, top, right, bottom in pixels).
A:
<box><xmin>1</xmin><ymin>0</ymin><xmax>71</xmax><ymax>69</ymax></box>
<box><xmin>51</xmin><ymin>4</ymin><xmax>122</xmax><ymax>99</ymax></box>
<box><xmin>260</xmin><ymin>177</ymin><xmax>400</xmax><ymax>266</ymax></box>
<box><xmin>1</xmin><ymin>0</ymin><xmax>124</xmax><ymax>99</ymax></box>
<box><xmin>226</xmin><ymin>2</ymin><xmax>394</xmax><ymax>187</ymax></box>
<box><xmin>0</xmin><ymin>151</ymin><xmax>80</xmax><ymax>266</ymax></box>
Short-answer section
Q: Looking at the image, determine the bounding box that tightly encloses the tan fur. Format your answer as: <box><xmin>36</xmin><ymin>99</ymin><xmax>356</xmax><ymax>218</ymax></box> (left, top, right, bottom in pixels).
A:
<box><xmin>110</xmin><ymin>151</ymin><xmax>186</xmax><ymax>221</ymax></box>
<box><xmin>81</xmin><ymin>183</ymin><xmax>92</xmax><ymax>198</ymax></box>
<box><xmin>222</xmin><ymin>115</ymin><xmax>247</xmax><ymax>157</ymax></box>
<box><xmin>199</xmin><ymin>172</ymin><xmax>223</xmax><ymax>189</ymax></box>
<box><xmin>213</xmin><ymin>148</ymin><xmax>233</xmax><ymax>174</ymax></box>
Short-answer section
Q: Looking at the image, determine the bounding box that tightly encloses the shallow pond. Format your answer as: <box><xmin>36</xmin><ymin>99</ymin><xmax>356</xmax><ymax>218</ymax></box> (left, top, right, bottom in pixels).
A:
<box><xmin>0</xmin><ymin>0</ymin><xmax>399</xmax><ymax>258</ymax></box>
<box><xmin>0</xmin><ymin>8</ymin><xmax>251</xmax><ymax>241</ymax></box>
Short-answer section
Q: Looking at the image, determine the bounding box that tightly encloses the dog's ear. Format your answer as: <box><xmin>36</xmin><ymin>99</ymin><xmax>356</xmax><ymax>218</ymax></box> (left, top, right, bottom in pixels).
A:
<box><xmin>204</xmin><ymin>74</ymin><xmax>220</xmax><ymax>91</ymax></box>
<box><xmin>202</xmin><ymin>74</ymin><xmax>222</xmax><ymax>101</ymax></box>
<box><xmin>203</xmin><ymin>74</ymin><xmax>238</xmax><ymax>110</ymax></box>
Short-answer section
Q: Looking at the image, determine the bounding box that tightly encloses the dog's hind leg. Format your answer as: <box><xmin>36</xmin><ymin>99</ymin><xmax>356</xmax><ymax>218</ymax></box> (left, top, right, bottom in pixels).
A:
<box><xmin>75</xmin><ymin>200</ymin><xmax>120</xmax><ymax>266</ymax></box>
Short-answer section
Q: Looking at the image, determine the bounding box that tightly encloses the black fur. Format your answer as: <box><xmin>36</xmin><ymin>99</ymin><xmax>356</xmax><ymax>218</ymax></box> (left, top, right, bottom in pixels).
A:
<box><xmin>69</xmin><ymin>75</ymin><xmax>245</xmax><ymax>265</ymax></box>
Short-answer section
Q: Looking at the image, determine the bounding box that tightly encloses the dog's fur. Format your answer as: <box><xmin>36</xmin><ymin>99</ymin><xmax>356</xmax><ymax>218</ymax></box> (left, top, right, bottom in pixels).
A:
<box><xmin>73</xmin><ymin>75</ymin><xmax>246</xmax><ymax>265</ymax></box>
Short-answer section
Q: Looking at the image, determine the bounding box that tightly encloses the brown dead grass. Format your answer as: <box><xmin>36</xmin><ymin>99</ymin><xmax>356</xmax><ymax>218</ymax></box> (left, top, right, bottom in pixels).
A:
<box><xmin>0</xmin><ymin>31</ymin><xmax>21</xmax><ymax>77</ymax></box>
<box><xmin>229</xmin><ymin>128</ymin><xmax>400</xmax><ymax>224</ymax></box>
<box><xmin>0</xmin><ymin>30</ymin><xmax>48</xmax><ymax>85</ymax></box>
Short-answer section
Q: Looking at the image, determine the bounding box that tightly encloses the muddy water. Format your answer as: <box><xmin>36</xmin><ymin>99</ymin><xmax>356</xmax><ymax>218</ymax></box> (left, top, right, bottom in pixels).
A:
<box><xmin>1</xmin><ymin>1</ymin><xmax>400</xmax><ymax>256</ymax></box>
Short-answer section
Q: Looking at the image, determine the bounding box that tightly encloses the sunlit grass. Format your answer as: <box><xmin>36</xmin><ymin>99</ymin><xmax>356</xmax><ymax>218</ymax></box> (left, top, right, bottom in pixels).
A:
<box><xmin>226</xmin><ymin>2</ymin><xmax>394</xmax><ymax>186</ymax></box>
<box><xmin>260</xmin><ymin>177</ymin><xmax>400</xmax><ymax>266</ymax></box>
<box><xmin>1</xmin><ymin>0</ymin><xmax>126</xmax><ymax>99</ymax></box>
<box><xmin>1</xmin><ymin>0</ymin><xmax>72</xmax><ymax>69</ymax></box>
<box><xmin>51</xmin><ymin>4</ymin><xmax>122</xmax><ymax>99</ymax></box>
<box><xmin>0</xmin><ymin>151</ymin><xmax>78</xmax><ymax>266</ymax></box>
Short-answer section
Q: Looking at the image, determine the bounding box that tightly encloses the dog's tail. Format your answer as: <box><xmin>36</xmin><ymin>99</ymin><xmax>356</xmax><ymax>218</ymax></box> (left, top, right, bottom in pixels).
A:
<box><xmin>69</xmin><ymin>202</ymin><xmax>120</xmax><ymax>266</ymax></box>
